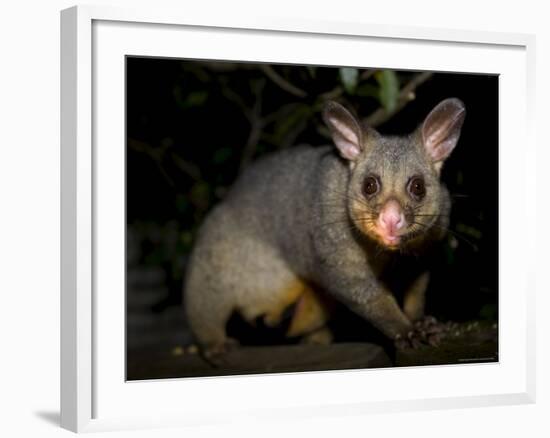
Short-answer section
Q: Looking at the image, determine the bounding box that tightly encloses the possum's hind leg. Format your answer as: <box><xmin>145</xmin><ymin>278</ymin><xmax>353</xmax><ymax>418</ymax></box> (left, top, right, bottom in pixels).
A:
<box><xmin>286</xmin><ymin>285</ymin><xmax>334</xmax><ymax>343</ymax></box>
<box><xmin>184</xmin><ymin>210</ymin><xmax>242</xmax><ymax>354</ymax></box>
<box><xmin>184</xmin><ymin>207</ymin><xmax>300</xmax><ymax>354</ymax></box>
<box><xmin>184</xmin><ymin>265</ymin><xmax>238</xmax><ymax>356</ymax></box>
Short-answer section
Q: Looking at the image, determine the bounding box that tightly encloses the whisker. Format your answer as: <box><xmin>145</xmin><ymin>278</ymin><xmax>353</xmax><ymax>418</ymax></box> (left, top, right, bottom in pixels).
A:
<box><xmin>318</xmin><ymin>202</ymin><xmax>346</xmax><ymax>207</ymax></box>
<box><xmin>316</xmin><ymin>219</ymin><xmax>354</xmax><ymax>228</ymax></box>
<box><xmin>322</xmin><ymin>186</ymin><xmax>370</xmax><ymax>209</ymax></box>
<box><xmin>411</xmin><ymin>221</ymin><xmax>478</xmax><ymax>250</ymax></box>
<box><xmin>450</xmin><ymin>193</ymin><xmax>471</xmax><ymax>198</ymax></box>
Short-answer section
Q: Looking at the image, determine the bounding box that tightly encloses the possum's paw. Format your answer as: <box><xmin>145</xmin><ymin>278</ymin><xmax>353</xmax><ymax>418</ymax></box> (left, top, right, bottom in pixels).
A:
<box><xmin>394</xmin><ymin>316</ymin><xmax>449</xmax><ymax>349</ymax></box>
<box><xmin>202</xmin><ymin>337</ymin><xmax>239</xmax><ymax>360</ymax></box>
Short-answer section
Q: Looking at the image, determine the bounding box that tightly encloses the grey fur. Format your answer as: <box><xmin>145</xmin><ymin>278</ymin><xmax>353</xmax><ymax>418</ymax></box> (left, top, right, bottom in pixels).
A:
<box><xmin>184</xmin><ymin>98</ymin><xmax>465</xmax><ymax>350</ymax></box>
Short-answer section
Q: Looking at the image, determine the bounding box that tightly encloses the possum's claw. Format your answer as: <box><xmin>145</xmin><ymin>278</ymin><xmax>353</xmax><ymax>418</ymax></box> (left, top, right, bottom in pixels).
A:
<box><xmin>394</xmin><ymin>316</ymin><xmax>449</xmax><ymax>349</ymax></box>
<box><xmin>202</xmin><ymin>337</ymin><xmax>239</xmax><ymax>363</ymax></box>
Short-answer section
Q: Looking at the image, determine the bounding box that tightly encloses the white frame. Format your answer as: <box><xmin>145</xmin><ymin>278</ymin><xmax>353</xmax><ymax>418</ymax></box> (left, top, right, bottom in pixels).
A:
<box><xmin>61</xmin><ymin>5</ymin><xmax>536</xmax><ymax>433</ymax></box>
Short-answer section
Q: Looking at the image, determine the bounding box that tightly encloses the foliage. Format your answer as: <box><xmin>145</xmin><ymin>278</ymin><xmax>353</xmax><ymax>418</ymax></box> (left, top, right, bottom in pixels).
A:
<box><xmin>126</xmin><ymin>58</ymin><xmax>498</xmax><ymax>322</ymax></box>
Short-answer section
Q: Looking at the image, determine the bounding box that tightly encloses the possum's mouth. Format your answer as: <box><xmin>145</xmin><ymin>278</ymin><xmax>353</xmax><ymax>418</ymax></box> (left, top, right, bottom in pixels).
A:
<box><xmin>350</xmin><ymin>201</ymin><xmax>429</xmax><ymax>250</ymax></box>
<box><xmin>350</xmin><ymin>210</ymin><xmax>405</xmax><ymax>249</ymax></box>
<box><xmin>373</xmin><ymin>228</ymin><xmax>403</xmax><ymax>249</ymax></box>
<box><xmin>369</xmin><ymin>221</ymin><xmax>429</xmax><ymax>249</ymax></box>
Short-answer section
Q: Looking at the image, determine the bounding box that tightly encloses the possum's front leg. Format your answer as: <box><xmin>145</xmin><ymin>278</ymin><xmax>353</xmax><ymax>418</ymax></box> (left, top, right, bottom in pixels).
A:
<box><xmin>315</xmin><ymin>258</ymin><xmax>444</xmax><ymax>348</ymax></box>
<box><xmin>316</xmin><ymin>265</ymin><xmax>411</xmax><ymax>339</ymax></box>
<box><xmin>349</xmin><ymin>288</ymin><xmax>413</xmax><ymax>340</ymax></box>
<box><xmin>313</xmin><ymin>237</ymin><xmax>412</xmax><ymax>342</ymax></box>
<box><xmin>347</xmin><ymin>286</ymin><xmax>445</xmax><ymax>349</ymax></box>
<box><xmin>401</xmin><ymin>272</ymin><xmax>449</xmax><ymax>347</ymax></box>
<box><xmin>345</xmin><ymin>285</ymin><xmax>446</xmax><ymax>349</ymax></box>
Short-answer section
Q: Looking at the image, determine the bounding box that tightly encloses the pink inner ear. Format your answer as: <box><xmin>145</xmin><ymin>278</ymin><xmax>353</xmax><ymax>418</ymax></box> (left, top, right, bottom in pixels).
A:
<box><xmin>423</xmin><ymin>109</ymin><xmax>464</xmax><ymax>162</ymax></box>
<box><xmin>329</xmin><ymin>117</ymin><xmax>359</xmax><ymax>145</ymax></box>
<box><xmin>334</xmin><ymin>136</ymin><xmax>361</xmax><ymax>160</ymax></box>
<box><xmin>426</xmin><ymin>137</ymin><xmax>453</xmax><ymax>162</ymax></box>
<box><xmin>329</xmin><ymin>116</ymin><xmax>361</xmax><ymax>160</ymax></box>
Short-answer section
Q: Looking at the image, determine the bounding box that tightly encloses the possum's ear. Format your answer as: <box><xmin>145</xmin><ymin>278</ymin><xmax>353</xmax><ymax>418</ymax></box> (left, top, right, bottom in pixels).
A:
<box><xmin>323</xmin><ymin>101</ymin><xmax>363</xmax><ymax>161</ymax></box>
<box><xmin>422</xmin><ymin>98</ymin><xmax>466</xmax><ymax>164</ymax></box>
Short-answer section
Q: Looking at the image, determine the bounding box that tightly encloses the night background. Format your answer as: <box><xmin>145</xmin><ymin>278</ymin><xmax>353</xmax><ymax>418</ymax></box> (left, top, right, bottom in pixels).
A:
<box><xmin>126</xmin><ymin>57</ymin><xmax>498</xmax><ymax>379</ymax></box>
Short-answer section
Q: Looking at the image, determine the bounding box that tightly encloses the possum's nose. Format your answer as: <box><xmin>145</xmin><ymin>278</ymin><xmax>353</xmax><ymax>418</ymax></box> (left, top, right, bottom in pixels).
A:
<box><xmin>379</xmin><ymin>200</ymin><xmax>405</xmax><ymax>236</ymax></box>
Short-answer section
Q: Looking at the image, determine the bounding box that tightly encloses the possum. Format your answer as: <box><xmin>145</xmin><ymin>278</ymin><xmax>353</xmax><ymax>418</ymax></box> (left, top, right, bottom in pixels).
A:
<box><xmin>184</xmin><ymin>98</ymin><xmax>466</xmax><ymax>354</ymax></box>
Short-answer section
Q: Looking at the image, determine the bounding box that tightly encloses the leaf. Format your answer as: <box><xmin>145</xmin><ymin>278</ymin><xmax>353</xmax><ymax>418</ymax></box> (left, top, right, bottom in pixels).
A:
<box><xmin>144</xmin><ymin>248</ymin><xmax>165</xmax><ymax>265</ymax></box>
<box><xmin>189</xmin><ymin>181</ymin><xmax>210</xmax><ymax>211</ymax></box>
<box><xmin>175</xmin><ymin>194</ymin><xmax>189</xmax><ymax>213</ymax></box>
<box><xmin>356</xmin><ymin>83</ymin><xmax>379</xmax><ymax>98</ymax></box>
<box><xmin>375</xmin><ymin>70</ymin><xmax>399</xmax><ymax>112</ymax></box>
<box><xmin>339</xmin><ymin>68</ymin><xmax>359</xmax><ymax>94</ymax></box>
<box><xmin>185</xmin><ymin>91</ymin><xmax>208</xmax><ymax>108</ymax></box>
<box><xmin>179</xmin><ymin>231</ymin><xmax>193</xmax><ymax>248</ymax></box>
<box><xmin>213</xmin><ymin>147</ymin><xmax>233</xmax><ymax>165</ymax></box>
<box><xmin>272</xmin><ymin>104</ymin><xmax>311</xmax><ymax>143</ymax></box>
<box><xmin>173</xmin><ymin>86</ymin><xmax>208</xmax><ymax>110</ymax></box>
<box><xmin>444</xmin><ymin>238</ymin><xmax>455</xmax><ymax>265</ymax></box>
<box><xmin>456</xmin><ymin>223</ymin><xmax>483</xmax><ymax>240</ymax></box>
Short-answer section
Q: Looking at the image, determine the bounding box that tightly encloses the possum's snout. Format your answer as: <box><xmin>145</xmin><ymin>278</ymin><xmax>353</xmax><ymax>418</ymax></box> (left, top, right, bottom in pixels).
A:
<box><xmin>375</xmin><ymin>199</ymin><xmax>406</xmax><ymax>247</ymax></box>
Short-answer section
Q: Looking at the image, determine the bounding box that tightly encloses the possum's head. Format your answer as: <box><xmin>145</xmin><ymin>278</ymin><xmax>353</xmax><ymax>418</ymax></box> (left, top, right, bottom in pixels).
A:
<box><xmin>322</xmin><ymin>98</ymin><xmax>465</xmax><ymax>250</ymax></box>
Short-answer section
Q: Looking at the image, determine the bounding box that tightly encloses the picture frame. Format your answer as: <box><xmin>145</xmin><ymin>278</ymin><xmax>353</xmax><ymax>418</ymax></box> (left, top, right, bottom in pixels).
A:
<box><xmin>60</xmin><ymin>4</ymin><xmax>536</xmax><ymax>433</ymax></box>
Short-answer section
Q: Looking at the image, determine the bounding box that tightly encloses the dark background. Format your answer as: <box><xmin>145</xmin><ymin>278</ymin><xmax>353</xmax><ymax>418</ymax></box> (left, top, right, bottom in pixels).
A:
<box><xmin>126</xmin><ymin>57</ymin><xmax>498</xmax><ymax>356</ymax></box>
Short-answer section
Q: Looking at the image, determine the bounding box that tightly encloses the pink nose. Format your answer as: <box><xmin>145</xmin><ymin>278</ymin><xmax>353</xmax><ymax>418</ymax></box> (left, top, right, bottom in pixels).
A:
<box><xmin>379</xmin><ymin>200</ymin><xmax>405</xmax><ymax>235</ymax></box>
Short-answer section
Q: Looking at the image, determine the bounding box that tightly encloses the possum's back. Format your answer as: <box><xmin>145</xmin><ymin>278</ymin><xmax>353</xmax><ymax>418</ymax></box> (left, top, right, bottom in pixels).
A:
<box><xmin>222</xmin><ymin>145</ymin><xmax>335</xmax><ymax>272</ymax></box>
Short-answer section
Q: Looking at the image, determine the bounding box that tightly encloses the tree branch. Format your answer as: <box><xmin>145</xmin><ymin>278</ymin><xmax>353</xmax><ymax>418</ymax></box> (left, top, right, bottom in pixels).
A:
<box><xmin>363</xmin><ymin>72</ymin><xmax>434</xmax><ymax>128</ymax></box>
<box><xmin>239</xmin><ymin>79</ymin><xmax>266</xmax><ymax>172</ymax></box>
<box><xmin>128</xmin><ymin>138</ymin><xmax>202</xmax><ymax>185</ymax></box>
<box><xmin>259</xmin><ymin>65</ymin><xmax>308</xmax><ymax>98</ymax></box>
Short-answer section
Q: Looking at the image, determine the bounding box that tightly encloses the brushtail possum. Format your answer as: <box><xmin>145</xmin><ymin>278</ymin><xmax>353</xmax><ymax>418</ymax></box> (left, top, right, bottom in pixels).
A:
<box><xmin>184</xmin><ymin>98</ymin><xmax>466</xmax><ymax>353</ymax></box>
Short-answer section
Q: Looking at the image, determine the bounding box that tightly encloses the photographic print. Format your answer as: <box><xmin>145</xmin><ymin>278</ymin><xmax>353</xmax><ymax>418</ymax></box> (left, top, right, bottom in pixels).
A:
<box><xmin>125</xmin><ymin>58</ymin><xmax>498</xmax><ymax>380</ymax></box>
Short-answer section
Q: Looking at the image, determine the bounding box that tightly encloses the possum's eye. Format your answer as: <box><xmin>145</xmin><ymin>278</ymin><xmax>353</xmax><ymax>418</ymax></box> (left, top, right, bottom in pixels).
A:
<box><xmin>408</xmin><ymin>176</ymin><xmax>426</xmax><ymax>200</ymax></box>
<box><xmin>363</xmin><ymin>175</ymin><xmax>380</xmax><ymax>197</ymax></box>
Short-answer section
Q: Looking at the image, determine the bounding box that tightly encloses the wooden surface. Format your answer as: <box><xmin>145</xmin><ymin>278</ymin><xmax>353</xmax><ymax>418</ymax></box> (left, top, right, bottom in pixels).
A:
<box><xmin>126</xmin><ymin>252</ymin><xmax>497</xmax><ymax>381</ymax></box>
<box><xmin>396</xmin><ymin>321</ymin><xmax>498</xmax><ymax>366</ymax></box>
<box><xmin>127</xmin><ymin>321</ymin><xmax>497</xmax><ymax>380</ymax></box>
<box><xmin>127</xmin><ymin>342</ymin><xmax>391</xmax><ymax>380</ymax></box>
